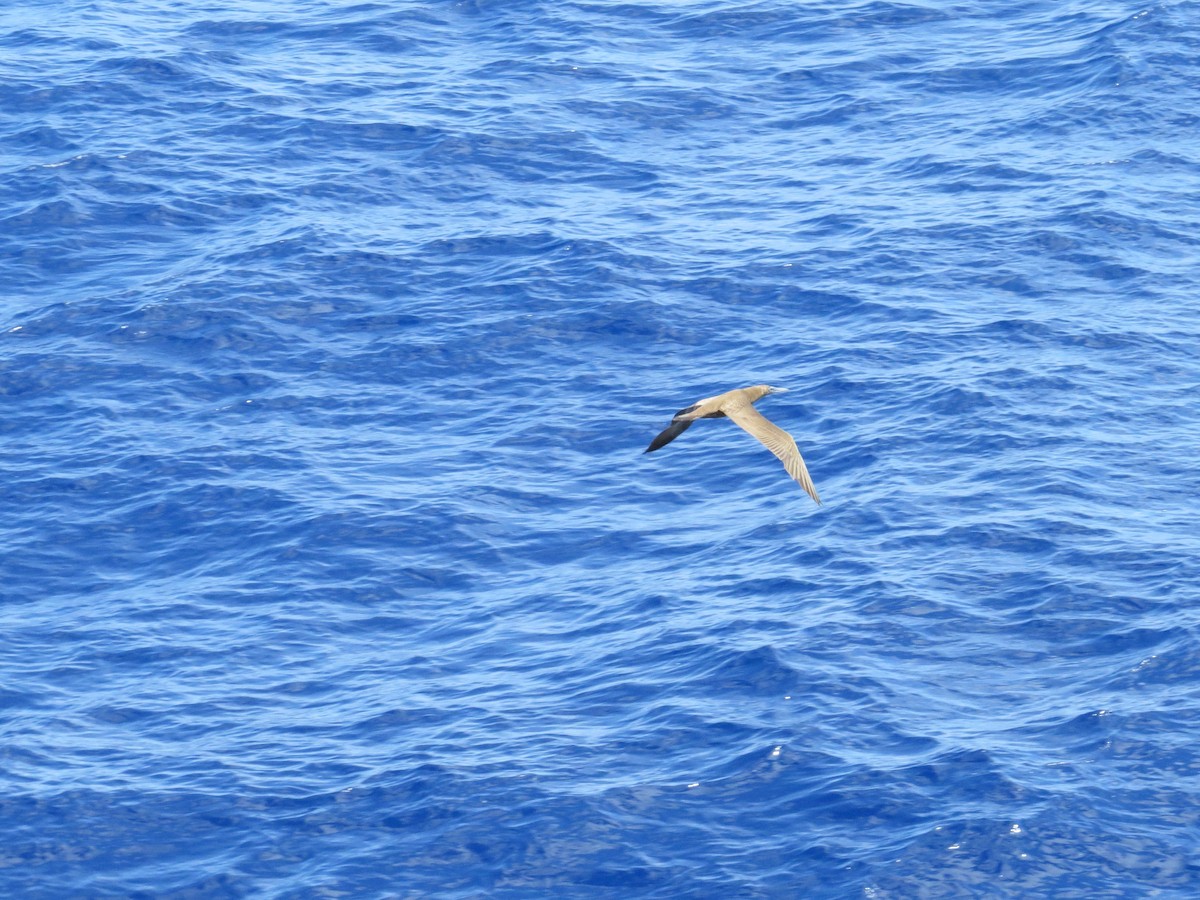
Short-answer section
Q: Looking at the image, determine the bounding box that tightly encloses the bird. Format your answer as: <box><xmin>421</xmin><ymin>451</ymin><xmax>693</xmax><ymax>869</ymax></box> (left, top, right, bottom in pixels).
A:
<box><xmin>644</xmin><ymin>385</ymin><xmax>822</xmax><ymax>504</ymax></box>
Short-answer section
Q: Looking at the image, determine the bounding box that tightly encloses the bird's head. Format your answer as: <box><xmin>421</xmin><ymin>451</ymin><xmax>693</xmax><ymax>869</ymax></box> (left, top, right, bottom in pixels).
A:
<box><xmin>747</xmin><ymin>385</ymin><xmax>787</xmax><ymax>402</ymax></box>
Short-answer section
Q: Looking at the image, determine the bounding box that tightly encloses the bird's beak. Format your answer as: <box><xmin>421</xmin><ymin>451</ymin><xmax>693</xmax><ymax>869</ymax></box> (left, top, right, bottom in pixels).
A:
<box><xmin>770</xmin><ymin>387</ymin><xmax>790</xmax><ymax>394</ymax></box>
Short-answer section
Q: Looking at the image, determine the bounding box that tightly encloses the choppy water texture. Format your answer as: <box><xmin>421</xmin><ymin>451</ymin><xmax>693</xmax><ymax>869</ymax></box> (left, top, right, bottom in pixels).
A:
<box><xmin>4</xmin><ymin>0</ymin><xmax>1200</xmax><ymax>896</ymax></box>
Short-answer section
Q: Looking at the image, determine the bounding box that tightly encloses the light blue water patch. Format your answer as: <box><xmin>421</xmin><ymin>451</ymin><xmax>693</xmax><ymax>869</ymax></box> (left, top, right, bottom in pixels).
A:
<box><xmin>3</xmin><ymin>0</ymin><xmax>1200</xmax><ymax>896</ymax></box>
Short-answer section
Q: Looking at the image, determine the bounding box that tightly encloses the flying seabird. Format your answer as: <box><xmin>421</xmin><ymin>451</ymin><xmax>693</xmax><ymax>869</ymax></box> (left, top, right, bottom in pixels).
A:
<box><xmin>644</xmin><ymin>385</ymin><xmax>822</xmax><ymax>504</ymax></box>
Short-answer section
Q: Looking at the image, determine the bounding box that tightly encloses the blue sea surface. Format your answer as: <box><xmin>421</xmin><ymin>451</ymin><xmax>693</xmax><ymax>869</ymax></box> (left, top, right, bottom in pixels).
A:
<box><xmin>3</xmin><ymin>0</ymin><xmax>1200</xmax><ymax>896</ymax></box>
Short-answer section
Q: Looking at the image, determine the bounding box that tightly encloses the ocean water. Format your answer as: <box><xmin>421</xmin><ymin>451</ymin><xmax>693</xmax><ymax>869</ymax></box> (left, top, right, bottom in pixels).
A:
<box><xmin>3</xmin><ymin>0</ymin><xmax>1200</xmax><ymax>896</ymax></box>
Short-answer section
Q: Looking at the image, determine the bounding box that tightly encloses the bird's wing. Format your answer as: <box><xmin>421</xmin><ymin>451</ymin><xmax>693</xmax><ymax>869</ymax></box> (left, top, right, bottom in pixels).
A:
<box><xmin>724</xmin><ymin>402</ymin><xmax>822</xmax><ymax>504</ymax></box>
<box><xmin>644</xmin><ymin>418</ymin><xmax>693</xmax><ymax>453</ymax></box>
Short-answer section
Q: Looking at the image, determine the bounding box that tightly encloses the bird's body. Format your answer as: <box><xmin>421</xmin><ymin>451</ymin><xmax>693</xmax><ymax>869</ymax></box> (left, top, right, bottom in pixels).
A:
<box><xmin>644</xmin><ymin>385</ymin><xmax>822</xmax><ymax>504</ymax></box>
